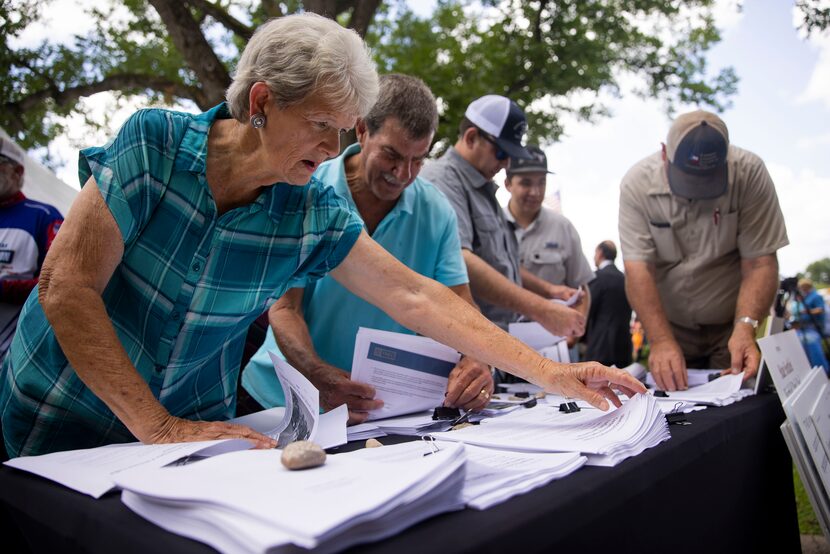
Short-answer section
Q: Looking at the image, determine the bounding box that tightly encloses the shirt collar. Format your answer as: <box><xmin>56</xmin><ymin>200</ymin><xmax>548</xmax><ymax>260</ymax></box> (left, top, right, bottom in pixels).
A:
<box><xmin>503</xmin><ymin>202</ymin><xmax>539</xmax><ymax>232</ymax></box>
<box><xmin>445</xmin><ymin>146</ymin><xmax>490</xmax><ymax>190</ymax></box>
<box><xmin>176</xmin><ymin>103</ymin><xmax>230</xmax><ymax>176</ymax></box>
<box><xmin>0</xmin><ymin>191</ymin><xmax>26</xmax><ymax>208</ymax></box>
<box><xmin>598</xmin><ymin>260</ymin><xmax>613</xmax><ymax>270</ymax></box>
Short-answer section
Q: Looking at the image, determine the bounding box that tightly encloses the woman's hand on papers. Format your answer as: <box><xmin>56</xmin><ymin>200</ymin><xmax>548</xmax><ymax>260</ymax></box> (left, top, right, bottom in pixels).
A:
<box><xmin>537</xmin><ymin>361</ymin><xmax>647</xmax><ymax>411</ymax></box>
<box><xmin>143</xmin><ymin>414</ymin><xmax>277</xmax><ymax>449</ymax></box>
<box><xmin>309</xmin><ymin>363</ymin><xmax>384</xmax><ymax>425</ymax></box>
<box><xmin>444</xmin><ymin>356</ymin><xmax>494</xmax><ymax>411</ymax></box>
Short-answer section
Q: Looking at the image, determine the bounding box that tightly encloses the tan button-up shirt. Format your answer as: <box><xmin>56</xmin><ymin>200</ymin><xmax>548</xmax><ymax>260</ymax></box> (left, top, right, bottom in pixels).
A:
<box><xmin>505</xmin><ymin>206</ymin><xmax>595</xmax><ymax>289</ymax></box>
<box><xmin>618</xmin><ymin>145</ymin><xmax>788</xmax><ymax>327</ymax></box>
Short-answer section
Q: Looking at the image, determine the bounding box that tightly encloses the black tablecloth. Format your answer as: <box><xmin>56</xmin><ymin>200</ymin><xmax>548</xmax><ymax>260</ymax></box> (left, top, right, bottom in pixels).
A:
<box><xmin>0</xmin><ymin>394</ymin><xmax>800</xmax><ymax>554</ymax></box>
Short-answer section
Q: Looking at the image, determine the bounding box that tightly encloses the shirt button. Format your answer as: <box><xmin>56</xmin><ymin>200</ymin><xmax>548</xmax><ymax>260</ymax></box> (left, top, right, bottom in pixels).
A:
<box><xmin>192</xmin><ymin>261</ymin><xmax>201</xmax><ymax>272</ymax></box>
<box><xmin>171</xmin><ymin>311</ymin><xmax>180</xmax><ymax>321</ymax></box>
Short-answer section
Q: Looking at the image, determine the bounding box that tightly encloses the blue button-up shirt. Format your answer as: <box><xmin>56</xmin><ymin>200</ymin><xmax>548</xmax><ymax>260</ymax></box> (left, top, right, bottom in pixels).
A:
<box><xmin>0</xmin><ymin>104</ymin><xmax>362</xmax><ymax>457</ymax></box>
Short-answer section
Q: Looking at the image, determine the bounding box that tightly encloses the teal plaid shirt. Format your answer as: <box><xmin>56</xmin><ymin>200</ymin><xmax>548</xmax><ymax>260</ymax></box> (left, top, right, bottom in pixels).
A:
<box><xmin>0</xmin><ymin>104</ymin><xmax>362</xmax><ymax>457</ymax></box>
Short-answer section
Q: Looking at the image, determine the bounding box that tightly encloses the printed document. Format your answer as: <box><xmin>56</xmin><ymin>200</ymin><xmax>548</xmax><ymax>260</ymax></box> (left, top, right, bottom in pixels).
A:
<box><xmin>264</xmin><ymin>351</ymin><xmax>320</xmax><ymax>444</ymax></box>
<box><xmin>351</xmin><ymin>327</ymin><xmax>460</xmax><ymax>420</ymax></box>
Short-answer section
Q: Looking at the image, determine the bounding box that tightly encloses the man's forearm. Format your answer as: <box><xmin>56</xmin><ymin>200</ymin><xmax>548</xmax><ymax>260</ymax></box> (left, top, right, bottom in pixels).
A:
<box><xmin>623</xmin><ymin>260</ymin><xmax>675</xmax><ymax>344</ymax></box>
<box><xmin>463</xmin><ymin>249</ymin><xmax>547</xmax><ymax>321</ymax></box>
<box><xmin>735</xmin><ymin>254</ymin><xmax>779</xmax><ymax>322</ymax></box>
<box><xmin>576</xmin><ymin>286</ymin><xmax>591</xmax><ymax>319</ymax></box>
<box><xmin>519</xmin><ymin>267</ymin><xmax>553</xmax><ymax>298</ymax></box>
<box><xmin>269</xmin><ymin>296</ymin><xmax>330</xmax><ymax>379</ymax></box>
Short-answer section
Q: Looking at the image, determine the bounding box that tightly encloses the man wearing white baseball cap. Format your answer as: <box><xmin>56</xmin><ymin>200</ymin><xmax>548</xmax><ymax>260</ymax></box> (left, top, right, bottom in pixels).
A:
<box><xmin>421</xmin><ymin>95</ymin><xmax>586</xmax><ymax>340</ymax></box>
<box><xmin>618</xmin><ymin>110</ymin><xmax>788</xmax><ymax>392</ymax></box>
<box><xmin>0</xmin><ymin>137</ymin><xmax>64</xmax><ymax>366</ymax></box>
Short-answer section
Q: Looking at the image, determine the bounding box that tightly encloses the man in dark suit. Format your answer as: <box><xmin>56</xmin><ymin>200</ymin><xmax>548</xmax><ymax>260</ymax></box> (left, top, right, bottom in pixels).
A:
<box><xmin>585</xmin><ymin>241</ymin><xmax>633</xmax><ymax>367</ymax></box>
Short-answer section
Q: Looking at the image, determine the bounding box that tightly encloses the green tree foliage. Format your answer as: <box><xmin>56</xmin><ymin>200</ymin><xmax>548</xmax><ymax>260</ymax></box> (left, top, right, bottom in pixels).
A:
<box><xmin>797</xmin><ymin>0</ymin><xmax>830</xmax><ymax>36</ymax></box>
<box><xmin>2</xmin><ymin>0</ymin><xmax>737</xmax><ymax>156</ymax></box>
<box><xmin>805</xmin><ymin>257</ymin><xmax>830</xmax><ymax>286</ymax></box>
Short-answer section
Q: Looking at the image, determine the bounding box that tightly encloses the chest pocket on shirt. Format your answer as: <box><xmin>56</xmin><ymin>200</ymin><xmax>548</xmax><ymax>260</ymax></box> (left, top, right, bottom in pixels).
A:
<box><xmin>715</xmin><ymin>211</ymin><xmax>739</xmax><ymax>257</ymax></box>
<box><xmin>529</xmin><ymin>248</ymin><xmax>563</xmax><ymax>267</ymax></box>
<box><xmin>649</xmin><ymin>222</ymin><xmax>682</xmax><ymax>263</ymax></box>
<box><xmin>472</xmin><ymin>213</ymin><xmax>500</xmax><ymax>248</ymax></box>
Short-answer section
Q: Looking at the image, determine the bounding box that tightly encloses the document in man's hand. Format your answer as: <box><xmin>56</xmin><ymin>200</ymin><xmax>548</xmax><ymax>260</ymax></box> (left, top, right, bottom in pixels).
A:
<box><xmin>350</xmin><ymin>327</ymin><xmax>460</xmax><ymax>420</ymax></box>
<box><xmin>431</xmin><ymin>393</ymin><xmax>670</xmax><ymax>466</ymax></box>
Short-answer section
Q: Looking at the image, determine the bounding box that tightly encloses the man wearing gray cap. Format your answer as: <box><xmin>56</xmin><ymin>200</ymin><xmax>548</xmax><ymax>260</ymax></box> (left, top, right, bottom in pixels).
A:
<box><xmin>503</xmin><ymin>145</ymin><xmax>594</xmax><ymax>330</ymax></box>
<box><xmin>421</xmin><ymin>96</ymin><xmax>585</xmax><ymax>338</ymax></box>
<box><xmin>0</xmin><ymin>137</ymin><xmax>64</xmax><ymax>362</ymax></box>
<box><xmin>619</xmin><ymin>110</ymin><xmax>788</xmax><ymax>391</ymax></box>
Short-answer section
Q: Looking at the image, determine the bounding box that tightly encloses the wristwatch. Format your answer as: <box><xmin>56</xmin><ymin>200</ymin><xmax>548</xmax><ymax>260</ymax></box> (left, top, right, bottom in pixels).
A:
<box><xmin>735</xmin><ymin>316</ymin><xmax>759</xmax><ymax>329</ymax></box>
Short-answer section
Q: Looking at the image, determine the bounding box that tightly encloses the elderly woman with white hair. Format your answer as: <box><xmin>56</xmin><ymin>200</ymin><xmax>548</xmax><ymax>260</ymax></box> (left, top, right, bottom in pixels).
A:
<box><xmin>0</xmin><ymin>14</ymin><xmax>643</xmax><ymax>458</ymax></box>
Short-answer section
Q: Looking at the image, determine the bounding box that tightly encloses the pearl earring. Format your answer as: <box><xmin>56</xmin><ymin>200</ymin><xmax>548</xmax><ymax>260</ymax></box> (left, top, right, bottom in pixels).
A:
<box><xmin>250</xmin><ymin>113</ymin><xmax>266</xmax><ymax>128</ymax></box>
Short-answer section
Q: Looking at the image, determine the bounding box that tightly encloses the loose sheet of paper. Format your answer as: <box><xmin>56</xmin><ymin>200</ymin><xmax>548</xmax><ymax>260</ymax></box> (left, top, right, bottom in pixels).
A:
<box><xmin>3</xmin><ymin>439</ymin><xmax>252</xmax><ymax>498</ymax></box>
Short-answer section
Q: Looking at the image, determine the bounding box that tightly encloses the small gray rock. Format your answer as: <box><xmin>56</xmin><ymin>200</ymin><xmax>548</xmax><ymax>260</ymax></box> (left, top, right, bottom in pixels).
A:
<box><xmin>281</xmin><ymin>440</ymin><xmax>326</xmax><ymax>470</ymax></box>
<box><xmin>365</xmin><ymin>438</ymin><xmax>384</xmax><ymax>448</ymax></box>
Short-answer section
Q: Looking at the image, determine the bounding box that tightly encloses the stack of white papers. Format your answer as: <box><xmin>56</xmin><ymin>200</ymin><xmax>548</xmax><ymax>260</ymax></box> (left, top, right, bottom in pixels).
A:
<box><xmin>648</xmin><ymin>372</ymin><xmax>752</xmax><ymax>407</ymax></box>
<box><xmin>366</xmin><ymin>410</ymin><xmax>456</xmax><ymax>436</ymax></box>
<box><xmin>431</xmin><ymin>393</ymin><xmax>670</xmax><ymax>467</ymax></box>
<box><xmin>344</xmin><ymin>440</ymin><xmax>586</xmax><ymax>510</ymax></box>
<box><xmin>645</xmin><ymin>368</ymin><xmax>724</xmax><ymax>389</ymax></box>
<box><xmin>345</xmin><ymin>422</ymin><xmax>387</xmax><ymax>441</ymax></box>
<box><xmin>783</xmin><ymin>368</ymin><xmax>830</xmax><ymax>497</ymax></box>
<box><xmin>116</xmin><ymin>442</ymin><xmax>467</xmax><ymax>554</ymax></box>
<box><xmin>351</xmin><ymin>327</ymin><xmax>460</xmax><ymax>420</ymax></box>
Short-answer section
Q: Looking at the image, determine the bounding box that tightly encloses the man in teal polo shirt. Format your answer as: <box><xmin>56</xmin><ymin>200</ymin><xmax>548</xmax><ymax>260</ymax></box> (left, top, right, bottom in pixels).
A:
<box><xmin>242</xmin><ymin>75</ymin><xmax>494</xmax><ymax>423</ymax></box>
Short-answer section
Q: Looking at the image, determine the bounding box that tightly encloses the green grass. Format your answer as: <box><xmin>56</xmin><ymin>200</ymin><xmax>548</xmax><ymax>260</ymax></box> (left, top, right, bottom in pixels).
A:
<box><xmin>794</xmin><ymin>464</ymin><xmax>823</xmax><ymax>535</ymax></box>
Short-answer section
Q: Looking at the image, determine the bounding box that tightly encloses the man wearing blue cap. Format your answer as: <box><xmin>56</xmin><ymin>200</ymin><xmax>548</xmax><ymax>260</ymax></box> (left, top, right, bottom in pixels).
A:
<box><xmin>421</xmin><ymin>96</ymin><xmax>585</xmax><ymax>339</ymax></box>
<box><xmin>619</xmin><ymin>110</ymin><xmax>788</xmax><ymax>391</ymax></box>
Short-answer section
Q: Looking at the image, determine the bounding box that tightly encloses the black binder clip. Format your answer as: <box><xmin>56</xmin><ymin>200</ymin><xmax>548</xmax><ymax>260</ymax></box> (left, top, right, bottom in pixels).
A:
<box><xmin>558</xmin><ymin>401</ymin><xmax>580</xmax><ymax>413</ymax></box>
<box><xmin>521</xmin><ymin>397</ymin><xmax>537</xmax><ymax>409</ymax></box>
<box><xmin>654</xmin><ymin>390</ymin><xmax>669</xmax><ymax>398</ymax></box>
<box><xmin>514</xmin><ymin>391</ymin><xmax>530</xmax><ymax>398</ymax></box>
<box><xmin>665</xmin><ymin>412</ymin><xmax>689</xmax><ymax>425</ymax></box>
<box><xmin>421</xmin><ymin>435</ymin><xmax>441</xmax><ymax>456</ymax></box>
<box><xmin>432</xmin><ymin>406</ymin><xmax>461</xmax><ymax>420</ymax></box>
<box><xmin>666</xmin><ymin>402</ymin><xmax>690</xmax><ymax>425</ymax></box>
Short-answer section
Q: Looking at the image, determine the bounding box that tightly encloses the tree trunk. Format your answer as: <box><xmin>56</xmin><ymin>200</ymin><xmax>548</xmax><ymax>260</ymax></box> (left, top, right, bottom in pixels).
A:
<box><xmin>147</xmin><ymin>0</ymin><xmax>230</xmax><ymax>107</ymax></box>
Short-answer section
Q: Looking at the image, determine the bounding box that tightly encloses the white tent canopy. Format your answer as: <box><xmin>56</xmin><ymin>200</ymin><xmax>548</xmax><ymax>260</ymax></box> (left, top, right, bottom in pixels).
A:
<box><xmin>0</xmin><ymin>128</ymin><xmax>78</xmax><ymax>217</ymax></box>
